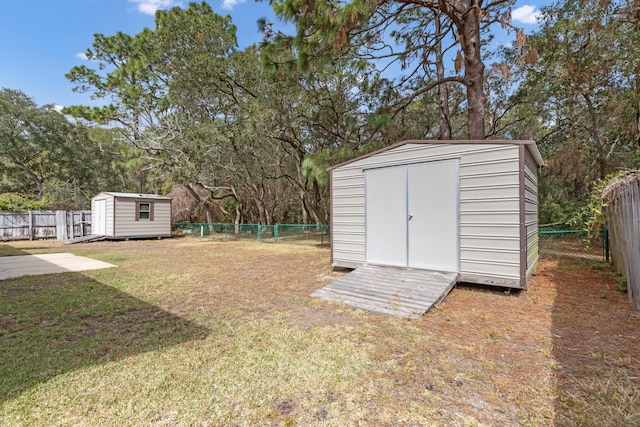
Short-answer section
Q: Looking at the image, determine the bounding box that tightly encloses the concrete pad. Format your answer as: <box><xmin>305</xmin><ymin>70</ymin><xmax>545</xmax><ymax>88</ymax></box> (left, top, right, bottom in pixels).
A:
<box><xmin>0</xmin><ymin>253</ymin><xmax>116</xmax><ymax>280</ymax></box>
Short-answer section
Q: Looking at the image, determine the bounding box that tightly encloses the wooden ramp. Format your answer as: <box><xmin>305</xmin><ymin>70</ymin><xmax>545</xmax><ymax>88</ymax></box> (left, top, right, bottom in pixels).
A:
<box><xmin>312</xmin><ymin>265</ymin><xmax>459</xmax><ymax>318</ymax></box>
<box><xmin>63</xmin><ymin>234</ymin><xmax>107</xmax><ymax>245</ymax></box>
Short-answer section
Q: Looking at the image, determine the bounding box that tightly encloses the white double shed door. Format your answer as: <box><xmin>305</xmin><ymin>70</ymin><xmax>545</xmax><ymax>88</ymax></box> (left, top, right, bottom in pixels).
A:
<box><xmin>365</xmin><ymin>158</ymin><xmax>459</xmax><ymax>272</ymax></box>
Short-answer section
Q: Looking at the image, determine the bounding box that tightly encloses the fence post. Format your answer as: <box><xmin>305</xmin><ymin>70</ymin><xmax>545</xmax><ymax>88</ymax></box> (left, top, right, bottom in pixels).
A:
<box><xmin>68</xmin><ymin>211</ymin><xmax>74</xmax><ymax>238</ymax></box>
<box><xmin>28</xmin><ymin>210</ymin><xmax>34</xmax><ymax>241</ymax></box>
<box><xmin>55</xmin><ymin>210</ymin><xmax>67</xmax><ymax>240</ymax></box>
<box><xmin>200</xmin><ymin>224</ymin><xmax>204</xmax><ymax>237</ymax></box>
<box><xmin>258</xmin><ymin>224</ymin><xmax>262</xmax><ymax>242</ymax></box>
<box><xmin>274</xmin><ymin>223</ymin><xmax>279</xmax><ymax>243</ymax></box>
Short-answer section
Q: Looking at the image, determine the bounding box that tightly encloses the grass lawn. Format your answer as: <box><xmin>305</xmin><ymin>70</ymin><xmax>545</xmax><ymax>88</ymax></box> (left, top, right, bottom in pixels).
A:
<box><xmin>1</xmin><ymin>238</ymin><xmax>639</xmax><ymax>426</ymax></box>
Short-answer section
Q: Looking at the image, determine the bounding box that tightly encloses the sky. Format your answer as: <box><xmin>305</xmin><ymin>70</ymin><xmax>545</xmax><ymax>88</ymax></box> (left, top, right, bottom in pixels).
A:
<box><xmin>0</xmin><ymin>0</ymin><xmax>546</xmax><ymax>111</ymax></box>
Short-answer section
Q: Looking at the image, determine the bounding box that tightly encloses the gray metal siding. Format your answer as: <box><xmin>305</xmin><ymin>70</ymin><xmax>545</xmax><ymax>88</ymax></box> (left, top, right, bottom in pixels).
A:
<box><xmin>106</xmin><ymin>198</ymin><xmax>114</xmax><ymax>237</ymax></box>
<box><xmin>524</xmin><ymin>146</ymin><xmax>539</xmax><ymax>280</ymax></box>
<box><xmin>113</xmin><ymin>198</ymin><xmax>172</xmax><ymax>238</ymax></box>
<box><xmin>331</xmin><ymin>143</ymin><xmax>522</xmax><ymax>282</ymax></box>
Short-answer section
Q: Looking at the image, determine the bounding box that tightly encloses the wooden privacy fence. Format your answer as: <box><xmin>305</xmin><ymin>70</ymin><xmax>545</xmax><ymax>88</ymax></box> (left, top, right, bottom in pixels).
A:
<box><xmin>0</xmin><ymin>210</ymin><xmax>92</xmax><ymax>241</ymax></box>
<box><xmin>603</xmin><ymin>172</ymin><xmax>640</xmax><ymax>310</ymax></box>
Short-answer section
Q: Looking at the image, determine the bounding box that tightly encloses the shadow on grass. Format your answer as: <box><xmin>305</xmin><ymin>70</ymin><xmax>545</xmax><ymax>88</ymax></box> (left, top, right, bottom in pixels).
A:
<box><xmin>0</xmin><ymin>270</ymin><xmax>208</xmax><ymax>405</ymax></box>
<box><xmin>550</xmin><ymin>260</ymin><xmax>640</xmax><ymax>426</ymax></box>
<box><xmin>0</xmin><ymin>243</ymin><xmax>38</xmax><ymax>257</ymax></box>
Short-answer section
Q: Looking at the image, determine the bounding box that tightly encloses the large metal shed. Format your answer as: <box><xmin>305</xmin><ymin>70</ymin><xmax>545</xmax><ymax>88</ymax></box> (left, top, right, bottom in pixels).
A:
<box><xmin>91</xmin><ymin>192</ymin><xmax>172</xmax><ymax>239</ymax></box>
<box><xmin>329</xmin><ymin>140</ymin><xmax>544</xmax><ymax>290</ymax></box>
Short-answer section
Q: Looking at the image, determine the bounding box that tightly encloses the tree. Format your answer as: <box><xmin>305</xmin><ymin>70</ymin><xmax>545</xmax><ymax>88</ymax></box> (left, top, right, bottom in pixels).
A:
<box><xmin>261</xmin><ymin>0</ymin><xmax>531</xmax><ymax>139</ymax></box>
<box><xmin>0</xmin><ymin>88</ymin><xmax>129</xmax><ymax>208</ymax></box>
<box><xmin>64</xmin><ymin>24</ymin><xmax>164</xmax><ymax>192</ymax></box>
<box><xmin>508</xmin><ymin>0</ymin><xmax>640</xmax><ymax>225</ymax></box>
<box><xmin>0</xmin><ymin>88</ymin><xmax>69</xmax><ymax>198</ymax></box>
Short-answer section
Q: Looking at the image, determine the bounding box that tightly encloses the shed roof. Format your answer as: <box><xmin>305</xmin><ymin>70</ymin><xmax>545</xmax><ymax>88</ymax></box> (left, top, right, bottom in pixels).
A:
<box><xmin>327</xmin><ymin>139</ymin><xmax>544</xmax><ymax>171</ymax></box>
<box><xmin>94</xmin><ymin>192</ymin><xmax>172</xmax><ymax>200</ymax></box>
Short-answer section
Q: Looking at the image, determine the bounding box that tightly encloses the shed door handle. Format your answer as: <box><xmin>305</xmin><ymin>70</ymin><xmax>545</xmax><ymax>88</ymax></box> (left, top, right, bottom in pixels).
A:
<box><xmin>408</xmin><ymin>214</ymin><xmax>413</xmax><ymax>221</ymax></box>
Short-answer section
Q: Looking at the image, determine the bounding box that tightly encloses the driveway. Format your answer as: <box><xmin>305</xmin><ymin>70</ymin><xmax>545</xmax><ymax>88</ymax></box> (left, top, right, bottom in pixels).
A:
<box><xmin>0</xmin><ymin>253</ymin><xmax>116</xmax><ymax>280</ymax></box>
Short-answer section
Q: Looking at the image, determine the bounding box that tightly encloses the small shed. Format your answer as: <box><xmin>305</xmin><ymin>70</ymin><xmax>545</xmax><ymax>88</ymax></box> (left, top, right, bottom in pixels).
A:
<box><xmin>329</xmin><ymin>140</ymin><xmax>544</xmax><ymax>289</ymax></box>
<box><xmin>91</xmin><ymin>192</ymin><xmax>172</xmax><ymax>239</ymax></box>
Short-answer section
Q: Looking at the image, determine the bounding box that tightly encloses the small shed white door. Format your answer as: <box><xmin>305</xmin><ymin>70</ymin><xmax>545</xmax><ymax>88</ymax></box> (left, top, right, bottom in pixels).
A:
<box><xmin>407</xmin><ymin>160</ymin><xmax>459</xmax><ymax>271</ymax></box>
<box><xmin>365</xmin><ymin>159</ymin><xmax>459</xmax><ymax>272</ymax></box>
<box><xmin>365</xmin><ymin>165</ymin><xmax>407</xmax><ymax>266</ymax></box>
<box><xmin>94</xmin><ymin>199</ymin><xmax>107</xmax><ymax>235</ymax></box>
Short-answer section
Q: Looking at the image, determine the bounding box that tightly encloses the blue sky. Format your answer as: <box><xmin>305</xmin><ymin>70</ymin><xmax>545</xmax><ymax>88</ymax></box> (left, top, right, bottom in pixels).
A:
<box><xmin>0</xmin><ymin>0</ymin><xmax>545</xmax><ymax>110</ymax></box>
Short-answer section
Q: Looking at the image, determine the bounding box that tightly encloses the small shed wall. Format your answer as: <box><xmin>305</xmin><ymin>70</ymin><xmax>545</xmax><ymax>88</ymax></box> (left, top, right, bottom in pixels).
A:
<box><xmin>524</xmin><ymin>146</ymin><xmax>539</xmax><ymax>280</ymax></box>
<box><xmin>113</xmin><ymin>197</ymin><xmax>171</xmax><ymax>238</ymax></box>
<box><xmin>331</xmin><ymin>142</ymin><xmax>525</xmax><ymax>286</ymax></box>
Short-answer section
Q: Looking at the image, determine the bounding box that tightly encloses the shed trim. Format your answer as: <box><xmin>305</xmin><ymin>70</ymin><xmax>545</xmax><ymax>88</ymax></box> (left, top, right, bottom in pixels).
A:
<box><xmin>330</xmin><ymin>171</ymin><xmax>335</xmax><ymax>265</ymax></box>
<box><xmin>112</xmin><ymin>197</ymin><xmax>117</xmax><ymax>237</ymax></box>
<box><xmin>135</xmin><ymin>201</ymin><xmax>155</xmax><ymax>221</ymax></box>
<box><xmin>95</xmin><ymin>192</ymin><xmax>172</xmax><ymax>200</ymax></box>
<box><xmin>360</xmin><ymin>156</ymin><xmax>462</xmax><ymax>173</ymax></box>
<box><xmin>327</xmin><ymin>139</ymin><xmax>544</xmax><ymax>171</ymax></box>
<box><xmin>519</xmin><ymin>144</ymin><xmax>527</xmax><ymax>288</ymax></box>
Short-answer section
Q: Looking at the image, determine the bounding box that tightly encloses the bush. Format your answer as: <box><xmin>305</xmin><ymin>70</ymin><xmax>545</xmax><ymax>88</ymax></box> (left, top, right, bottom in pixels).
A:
<box><xmin>0</xmin><ymin>193</ymin><xmax>48</xmax><ymax>211</ymax></box>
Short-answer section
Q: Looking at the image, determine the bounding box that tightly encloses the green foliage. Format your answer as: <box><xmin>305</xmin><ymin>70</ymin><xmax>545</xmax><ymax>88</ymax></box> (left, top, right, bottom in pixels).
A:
<box><xmin>0</xmin><ymin>193</ymin><xmax>47</xmax><ymax>211</ymax></box>
<box><xmin>0</xmin><ymin>88</ymin><xmax>132</xmax><ymax>208</ymax></box>
<box><xmin>615</xmin><ymin>275</ymin><xmax>628</xmax><ymax>292</ymax></box>
<box><xmin>580</xmin><ymin>171</ymin><xmax>640</xmax><ymax>239</ymax></box>
<box><xmin>509</xmin><ymin>0</ymin><xmax>640</xmax><ymax>227</ymax></box>
<box><xmin>301</xmin><ymin>155</ymin><xmax>329</xmax><ymax>187</ymax></box>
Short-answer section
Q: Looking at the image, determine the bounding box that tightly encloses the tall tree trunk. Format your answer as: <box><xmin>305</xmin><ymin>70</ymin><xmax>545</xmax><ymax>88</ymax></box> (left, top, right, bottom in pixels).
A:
<box><xmin>635</xmin><ymin>6</ymin><xmax>640</xmax><ymax>146</ymax></box>
<box><xmin>435</xmin><ymin>13</ymin><xmax>452</xmax><ymax>140</ymax></box>
<box><xmin>234</xmin><ymin>204</ymin><xmax>241</xmax><ymax>233</ymax></box>
<box><xmin>204</xmin><ymin>207</ymin><xmax>214</xmax><ymax>234</ymax></box>
<box><xmin>461</xmin><ymin>1</ymin><xmax>486</xmax><ymax>140</ymax></box>
<box><xmin>583</xmin><ymin>93</ymin><xmax>607</xmax><ymax>179</ymax></box>
<box><xmin>135</xmin><ymin>170</ymin><xmax>145</xmax><ymax>194</ymax></box>
<box><xmin>301</xmin><ymin>189</ymin><xmax>308</xmax><ymax>224</ymax></box>
<box><xmin>635</xmin><ymin>65</ymin><xmax>640</xmax><ymax>146</ymax></box>
<box><xmin>310</xmin><ymin>181</ymin><xmax>328</xmax><ymax>224</ymax></box>
<box><xmin>254</xmin><ymin>197</ymin><xmax>266</xmax><ymax>224</ymax></box>
<box><xmin>183</xmin><ymin>183</ymin><xmax>215</xmax><ymax>227</ymax></box>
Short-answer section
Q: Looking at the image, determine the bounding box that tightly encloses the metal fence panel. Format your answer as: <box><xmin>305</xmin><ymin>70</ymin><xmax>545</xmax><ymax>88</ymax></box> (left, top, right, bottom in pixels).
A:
<box><xmin>172</xmin><ymin>223</ymin><xmax>330</xmax><ymax>246</ymax></box>
<box><xmin>539</xmin><ymin>229</ymin><xmax>608</xmax><ymax>262</ymax></box>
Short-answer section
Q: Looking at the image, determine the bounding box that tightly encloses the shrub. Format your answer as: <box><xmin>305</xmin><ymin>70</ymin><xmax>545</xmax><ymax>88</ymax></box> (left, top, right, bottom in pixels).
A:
<box><xmin>0</xmin><ymin>193</ymin><xmax>48</xmax><ymax>211</ymax></box>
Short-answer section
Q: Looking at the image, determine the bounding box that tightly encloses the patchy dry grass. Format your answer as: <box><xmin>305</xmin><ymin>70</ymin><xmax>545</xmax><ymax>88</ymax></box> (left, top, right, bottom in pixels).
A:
<box><xmin>1</xmin><ymin>238</ymin><xmax>639</xmax><ymax>426</ymax></box>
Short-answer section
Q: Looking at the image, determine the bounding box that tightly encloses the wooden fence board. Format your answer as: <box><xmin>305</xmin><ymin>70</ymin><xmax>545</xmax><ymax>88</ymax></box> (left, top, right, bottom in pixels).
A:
<box><xmin>606</xmin><ymin>178</ymin><xmax>640</xmax><ymax>310</ymax></box>
<box><xmin>0</xmin><ymin>210</ymin><xmax>91</xmax><ymax>241</ymax></box>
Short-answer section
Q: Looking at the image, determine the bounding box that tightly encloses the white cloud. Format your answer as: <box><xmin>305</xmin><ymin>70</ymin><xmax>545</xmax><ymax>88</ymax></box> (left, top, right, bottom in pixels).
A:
<box><xmin>54</xmin><ymin>105</ymin><xmax>65</xmax><ymax>113</ymax></box>
<box><xmin>221</xmin><ymin>0</ymin><xmax>245</xmax><ymax>10</ymax></box>
<box><xmin>75</xmin><ymin>52</ymin><xmax>88</xmax><ymax>61</ymax></box>
<box><xmin>512</xmin><ymin>5</ymin><xmax>540</xmax><ymax>25</ymax></box>
<box><xmin>129</xmin><ymin>0</ymin><xmax>179</xmax><ymax>15</ymax></box>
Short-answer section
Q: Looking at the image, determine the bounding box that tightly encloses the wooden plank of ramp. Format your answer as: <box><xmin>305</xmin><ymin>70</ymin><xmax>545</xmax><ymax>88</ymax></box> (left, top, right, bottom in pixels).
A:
<box><xmin>63</xmin><ymin>234</ymin><xmax>107</xmax><ymax>245</ymax></box>
<box><xmin>311</xmin><ymin>265</ymin><xmax>459</xmax><ymax>318</ymax></box>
